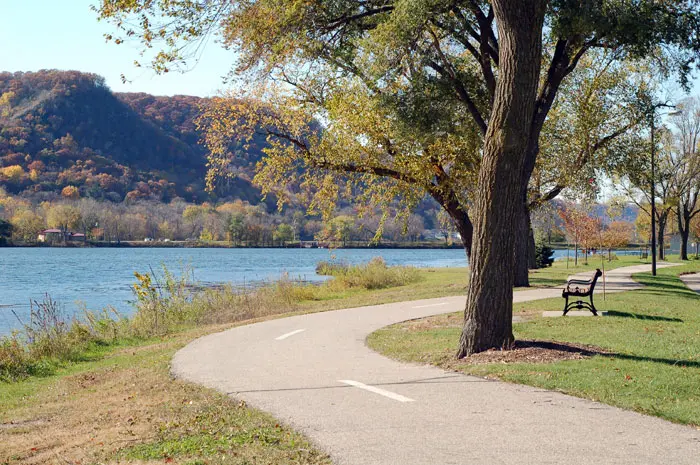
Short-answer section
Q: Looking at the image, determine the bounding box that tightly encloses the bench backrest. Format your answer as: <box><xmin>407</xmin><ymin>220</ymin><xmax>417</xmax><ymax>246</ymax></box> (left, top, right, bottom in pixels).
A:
<box><xmin>590</xmin><ymin>269</ymin><xmax>603</xmax><ymax>290</ymax></box>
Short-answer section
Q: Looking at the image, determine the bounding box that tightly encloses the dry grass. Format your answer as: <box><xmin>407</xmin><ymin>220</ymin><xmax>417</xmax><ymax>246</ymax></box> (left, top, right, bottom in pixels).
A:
<box><xmin>0</xmin><ymin>328</ymin><xmax>330</xmax><ymax>465</ymax></box>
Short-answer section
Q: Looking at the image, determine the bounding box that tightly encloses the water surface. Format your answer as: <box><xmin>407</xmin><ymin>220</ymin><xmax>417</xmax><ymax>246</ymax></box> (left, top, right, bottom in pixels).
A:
<box><xmin>0</xmin><ymin>247</ymin><xmax>467</xmax><ymax>334</ymax></box>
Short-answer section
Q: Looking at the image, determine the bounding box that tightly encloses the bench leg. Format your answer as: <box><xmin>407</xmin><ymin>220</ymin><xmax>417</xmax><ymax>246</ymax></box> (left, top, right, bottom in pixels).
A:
<box><xmin>589</xmin><ymin>294</ymin><xmax>598</xmax><ymax>316</ymax></box>
<box><xmin>563</xmin><ymin>295</ymin><xmax>570</xmax><ymax>315</ymax></box>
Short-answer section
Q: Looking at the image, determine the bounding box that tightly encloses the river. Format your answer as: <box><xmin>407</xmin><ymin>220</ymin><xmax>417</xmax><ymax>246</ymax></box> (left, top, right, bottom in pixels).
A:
<box><xmin>0</xmin><ymin>247</ymin><xmax>640</xmax><ymax>334</ymax></box>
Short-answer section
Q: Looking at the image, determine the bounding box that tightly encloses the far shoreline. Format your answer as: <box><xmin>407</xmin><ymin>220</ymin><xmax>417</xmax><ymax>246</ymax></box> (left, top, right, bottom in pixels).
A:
<box><xmin>1</xmin><ymin>240</ymin><xmax>468</xmax><ymax>250</ymax></box>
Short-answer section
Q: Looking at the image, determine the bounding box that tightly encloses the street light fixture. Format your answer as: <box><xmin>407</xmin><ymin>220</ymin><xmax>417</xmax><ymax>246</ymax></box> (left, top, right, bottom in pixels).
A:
<box><xmin>649</xmin><ymin>105</ymin><xmax>682</xmax><ymax>276</ymax></box>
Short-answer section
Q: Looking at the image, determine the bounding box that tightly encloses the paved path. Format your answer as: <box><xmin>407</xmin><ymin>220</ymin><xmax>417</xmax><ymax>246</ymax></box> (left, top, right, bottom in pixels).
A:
<box><xmin>680</xmin><ymin>272</ymin><xmax>700</xmax><ymax>294</ymax></box>
<box><xmin>172</xmin><ymin>264</ymin><xmax>698</xmax><ymax>465</ymax></box>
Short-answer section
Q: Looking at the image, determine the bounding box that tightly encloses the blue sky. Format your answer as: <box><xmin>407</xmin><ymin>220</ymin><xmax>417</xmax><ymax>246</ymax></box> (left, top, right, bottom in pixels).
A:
<box><xmin>0</xmin><ymin>1</ymin><xmax>234</xmax><ymax>96</ymax></box>
<box><xmin>2</xmin><ymin>1</ymin><xmax>698</xmax><ymax>100</ymax></box>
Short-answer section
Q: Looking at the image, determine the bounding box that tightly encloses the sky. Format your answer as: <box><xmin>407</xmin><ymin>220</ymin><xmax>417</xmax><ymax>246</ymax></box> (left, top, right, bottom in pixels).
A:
<box><xmin>0</xmin><ymin>1</ymin><xmax>234</xmax><ymax>97</ymax></box>
<box><xmin>2</xmin><ymin>1</ymin><xmax>699</xmax><ymax>100</ymax></box>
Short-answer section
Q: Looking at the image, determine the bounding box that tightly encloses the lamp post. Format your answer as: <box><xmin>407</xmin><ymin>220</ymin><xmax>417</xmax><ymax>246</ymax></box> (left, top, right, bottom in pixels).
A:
<box><xmin>650</xmin><ymin>110</ymin><xmax>657</xmax><ymax>276</ymax></box>
<box><xmin>649</xmin><ymin>105</ymin><xmax>682</xmax><ymax>276</ymax></box>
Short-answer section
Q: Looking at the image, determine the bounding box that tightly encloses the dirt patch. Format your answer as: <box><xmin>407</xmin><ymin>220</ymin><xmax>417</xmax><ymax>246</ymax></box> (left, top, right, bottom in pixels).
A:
<box><xmin>451</xmin><ymin>340</ymin><xmax>610</xmax><ymax>366</ymax></box>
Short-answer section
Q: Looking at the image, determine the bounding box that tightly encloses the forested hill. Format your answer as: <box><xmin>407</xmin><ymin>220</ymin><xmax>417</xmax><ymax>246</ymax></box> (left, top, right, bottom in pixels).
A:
<box><xmin>0</xmin><ymin>70</ymin><xmax>265</xmax><ymax>203</ymax></box>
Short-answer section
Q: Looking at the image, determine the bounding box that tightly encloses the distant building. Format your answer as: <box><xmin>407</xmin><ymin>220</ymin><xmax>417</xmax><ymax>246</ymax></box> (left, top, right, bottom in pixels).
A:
<box><xmin>37</xmin><ymin>229</ymin><xmax>86</xmax><ymax>242</ymax></box>
<box><xmin>68</xmin><ymin>232</ymin><xmax>86</xmax><ymax>241</ymax></box>
<box><xmin>37</xmin><ymin>229</ymin><xmax>63</xmax><ymax>242</ymax></box>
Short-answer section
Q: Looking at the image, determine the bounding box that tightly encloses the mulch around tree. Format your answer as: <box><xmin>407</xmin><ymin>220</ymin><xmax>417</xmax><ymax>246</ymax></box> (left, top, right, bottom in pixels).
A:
<box><xmin>456</xmin><ymin>340</ymin><xmax>611</xmax><ymax>366</ymax></box>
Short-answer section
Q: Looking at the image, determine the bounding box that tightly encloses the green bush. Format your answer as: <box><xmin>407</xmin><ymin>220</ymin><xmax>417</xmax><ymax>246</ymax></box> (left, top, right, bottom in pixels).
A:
<box><xmin>534</xmin><ymin>242</ymin><xmax>555</xmax><ymax>268</ymax></box>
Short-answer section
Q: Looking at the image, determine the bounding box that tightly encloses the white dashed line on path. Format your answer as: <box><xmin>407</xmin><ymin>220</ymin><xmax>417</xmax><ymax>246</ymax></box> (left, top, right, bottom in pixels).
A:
<box><xmin>339</xmin><ymin>380</ymin><xmax>415</xmax><ymax>403</ymax></box>
<box><xmin>275</xmin><ymin>329</ymin><xmax>306</xmax><ymax>340</ymax></box>
<box><xmin>411</xmin><ymin>302</ymin><xmax>447</xmax><ymax>309</ymax></box>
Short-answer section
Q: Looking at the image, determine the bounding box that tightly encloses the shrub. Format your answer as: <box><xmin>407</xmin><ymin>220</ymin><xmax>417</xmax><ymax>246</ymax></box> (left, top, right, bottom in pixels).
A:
<box><xmin>131</xmin><ymin>265</ymin><xmax>196</xmax><ymax>336</ymax></box>
<box><xmin>325</xmin><ymin>257</ymin><xmax>422</xmax><ymax>290</ymax></box>
<box><xmin>534</xmin><ymin>242</ymin><xmax>555</xmax><ymax>268</ymax></box>
<box><xmin>315</xmin><ymin>260</ymin><xmax>349</xmax><ymax>275</ymax></box>
<box><xmin>0</xmin><ymin>296</ymin><xmax>128</xmax><ymax>381</ymax></box>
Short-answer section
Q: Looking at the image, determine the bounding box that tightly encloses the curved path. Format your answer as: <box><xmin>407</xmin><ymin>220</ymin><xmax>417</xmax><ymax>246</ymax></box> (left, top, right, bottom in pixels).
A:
<box><xmin>681</xmin><ymin>272</ymin><xmax>700</xmax><ymax>294</ymax></box>
<box><xmin>173</xmin><ymin>264</ymin><xmax>699</xmax><ymax>465</ymax></box>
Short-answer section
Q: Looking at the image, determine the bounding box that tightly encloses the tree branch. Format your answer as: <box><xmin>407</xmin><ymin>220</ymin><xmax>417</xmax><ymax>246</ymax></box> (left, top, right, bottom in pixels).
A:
<box><xmin>427</xmin><ymin>59</ymin><xmax>487</xmax><ymax>135</ymax></box>
<box><xmin>324</xmin><ymin>6</ymin><xmax>395</xmax><ymax>31</ymax></box>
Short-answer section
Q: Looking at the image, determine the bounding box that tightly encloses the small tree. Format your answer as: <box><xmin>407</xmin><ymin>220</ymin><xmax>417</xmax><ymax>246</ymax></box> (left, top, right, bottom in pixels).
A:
<box><xmin>10</xmin><ymin>209</ymin><xmax>44</xmax><ymax>242</ymax></box>
<box><xmin>534</xmin><ymin>241</ymin><xmax>555</xmax><ymax>268</ymax></box>
<box><xmin>46</xmin><ymin>204</ymin><xmax>81</xmax><ymax>235</ymax></box>
<box><xmin>437</xmin><ymin>210</ymin><xmax>456</xmax><ymax>246</ymax></box>
<box><xmin>559</xmin><ymin>207</ymin><xmax>599</xmax><ymax>266</ymax></box>
<box><xmin>601</xmin><ymin>221</ymin><xmax>633</xmax><ymax>261</ymax></box>
<box><xmin>692</xmin><ymin>215</ymin><xmax>700</xmax><ymax>258</ymax></box>
<box><xmin>228</xmin><ymin>213</ymin><xmax>246</xmax><ymax>245</ymax></box>
<box><xmin>273</xmin><ymin>223</ymin><xmax>294</xmax><ymax>246</ymax></box>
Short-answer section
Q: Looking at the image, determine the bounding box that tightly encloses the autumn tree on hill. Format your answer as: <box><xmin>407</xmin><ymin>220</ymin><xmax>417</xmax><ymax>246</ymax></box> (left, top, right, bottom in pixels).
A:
<box><xmin>98</xmin><ymin>0</ymin><xmax>700</xmax><ymax>356</ymax></box>
<box><xmin>61</xmin><ymin>186</ymin><xmax>80</xmax><ymax>200</ymax></box>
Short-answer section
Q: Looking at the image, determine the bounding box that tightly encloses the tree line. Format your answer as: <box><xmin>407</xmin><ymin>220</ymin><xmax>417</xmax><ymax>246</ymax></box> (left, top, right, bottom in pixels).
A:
<box><xmin>0</xmin><ymin>189</ymin><xmax>450</xmax><ymax>246</ymax></box>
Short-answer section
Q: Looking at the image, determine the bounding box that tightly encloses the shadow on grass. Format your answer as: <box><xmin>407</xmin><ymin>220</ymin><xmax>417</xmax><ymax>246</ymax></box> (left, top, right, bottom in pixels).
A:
<box><xmin>636</xmin><ymin>273</ymin><xmax>695</xmax><ymax>292</ymax></box>
<box><xmin>605</xmin><ymin>310</ymin><xmax>683</xmax><ymax>322</ymax></box>
<box><xmin>527</xmin><ymin>277</ymin><xmax>568</xmax><ymax>288</ymax></box>
<box><xmin>521</xmin><ymin>340</ymin><xmax>700</xmax><ymax>369</ymax></box>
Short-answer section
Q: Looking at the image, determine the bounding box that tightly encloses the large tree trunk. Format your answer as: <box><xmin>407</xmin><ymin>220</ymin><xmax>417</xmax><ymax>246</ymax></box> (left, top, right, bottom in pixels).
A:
<box><xmin>457</xmin><ymin>0</ymin><xmax>546</xmax><ymax>358</ymax></box>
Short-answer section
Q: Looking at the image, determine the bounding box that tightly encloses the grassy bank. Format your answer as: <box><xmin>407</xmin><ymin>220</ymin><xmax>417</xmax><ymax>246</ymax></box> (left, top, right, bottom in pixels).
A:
<box><xmin>368</xmin><ymin>259</ymin><xmax>700</xmax><ymax>426</ymax></box>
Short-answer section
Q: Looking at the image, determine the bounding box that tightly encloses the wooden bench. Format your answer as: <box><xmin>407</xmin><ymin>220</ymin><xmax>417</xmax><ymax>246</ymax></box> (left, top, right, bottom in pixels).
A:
<box><xmin>562</xmin><ymin>269</ymin><xmax>603</xmax><ymax>316</ymax></box>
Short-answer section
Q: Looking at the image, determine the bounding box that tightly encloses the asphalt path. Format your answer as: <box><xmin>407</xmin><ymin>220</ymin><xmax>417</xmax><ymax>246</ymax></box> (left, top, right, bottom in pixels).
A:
<box><xmin>680</xmin><ymin>272</ymin><xmax>700</xmax><ymax>294</ymax></box>
<box><xmin>172</xmin><ymin>263</ymin><xmax>699</xmax><ymax>464</ymax></box>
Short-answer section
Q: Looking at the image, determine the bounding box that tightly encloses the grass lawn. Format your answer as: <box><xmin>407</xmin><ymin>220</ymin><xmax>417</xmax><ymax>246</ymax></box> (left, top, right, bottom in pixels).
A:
<box><xmin>300</xmin><ymin>254</ymin><xmax>661</xmax><ymax>310</ymax></box>
<box><xmin>367</xmin><ymin>259</ymin><xmax>700</xmax><ymax>426</ymax></box>
<box><xmin>0</xmin><ymin>253</ymin><xmax>682</xmax><ymax>463</ymax></box>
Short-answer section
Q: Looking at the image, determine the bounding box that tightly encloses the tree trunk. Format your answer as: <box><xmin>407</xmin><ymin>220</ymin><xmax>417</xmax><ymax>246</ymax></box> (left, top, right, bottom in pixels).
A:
<box><xmin>513</xmin><ymin>204</ymin><xmax>531</xmax><ymax>287</ymax></box>
<box><xmin>528</xmin><ymin>226</ymin><xmax>536</xmax><ymax>269</ymax></box>
<box><xmin>443</xmin><ymin>201</ymin><xmax>473</xmax><ymax>260</ymax></box>
<box><xmin>457</xmin><ymin>0</ymin><xmax>546</xmax><ymax>358</ymax></box>
<box><xmin>680</xmin><ymin>228</ymin><xmax>689</xmax><ymax>260</ymax></box>
<box><xmin>514</xmin><ymin>202</ymin><xmax>537</xmax><ymax>286</ymax></box>
<box><xmin>658</xmin><ymin>213</ymin><xmax>667</xmax><ymax>261</ymax></box>
<box><xmin>677</xmin><ymin>207</ymin><xmax>691</xmax><ymax>260</ymax></box>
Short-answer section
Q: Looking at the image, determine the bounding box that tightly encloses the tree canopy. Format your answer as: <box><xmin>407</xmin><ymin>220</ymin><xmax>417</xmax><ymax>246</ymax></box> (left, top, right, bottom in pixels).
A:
<box><xmin>98</xmin><ymin>0</ymin><xmax>700</xmax><ymax>355</ymax></box>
